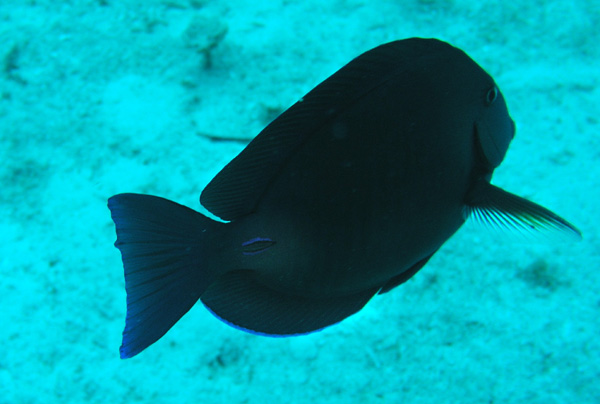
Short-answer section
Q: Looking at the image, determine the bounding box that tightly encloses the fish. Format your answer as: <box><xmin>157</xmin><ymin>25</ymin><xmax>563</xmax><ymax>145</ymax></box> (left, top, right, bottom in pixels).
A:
<box><xmin>108</xmin><ymin>38</ymin><xmax>581</xmax><ymax>359</ymax></box>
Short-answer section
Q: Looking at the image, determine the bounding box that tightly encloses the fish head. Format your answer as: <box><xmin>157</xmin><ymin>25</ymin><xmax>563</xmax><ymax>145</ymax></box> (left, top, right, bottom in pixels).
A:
<box><xmin>419</xmin><ymin>41</ymin><xmax>516</xmax><ymax>181</ymax></box>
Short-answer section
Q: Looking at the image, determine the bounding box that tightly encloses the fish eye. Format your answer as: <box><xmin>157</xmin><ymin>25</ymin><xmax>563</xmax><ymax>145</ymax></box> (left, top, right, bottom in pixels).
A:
<box><xmin>485</xmin><ymin>86</ymin><xmax>498</xmax><ymax>106</ymax></box>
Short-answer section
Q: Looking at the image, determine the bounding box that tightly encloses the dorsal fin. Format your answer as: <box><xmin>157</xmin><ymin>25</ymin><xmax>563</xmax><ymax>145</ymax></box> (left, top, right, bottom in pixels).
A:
<box><xmin>200</xmin><ymin>38</ymin><xmax>454</xmax><ymax>221</ymax></box>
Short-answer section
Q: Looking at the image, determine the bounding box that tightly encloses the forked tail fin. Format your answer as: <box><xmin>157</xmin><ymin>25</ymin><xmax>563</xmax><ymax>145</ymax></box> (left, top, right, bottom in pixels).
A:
<box><xmin>108</xmin><ymin>193</ymin><xmax>222</xmax><ymax>359</ymax></box>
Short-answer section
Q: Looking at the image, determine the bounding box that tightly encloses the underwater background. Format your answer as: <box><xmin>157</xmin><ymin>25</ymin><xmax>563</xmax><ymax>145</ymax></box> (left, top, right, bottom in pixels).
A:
<box><xmin>1</xmin><ymin>0</ymin><xmax>599</xmax><ymax>403</ymax></box>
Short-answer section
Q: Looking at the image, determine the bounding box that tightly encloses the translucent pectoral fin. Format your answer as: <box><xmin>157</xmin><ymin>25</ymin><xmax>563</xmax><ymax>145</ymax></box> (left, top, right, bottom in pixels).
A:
<box><xmin>464</xmin><ymin>180</ymin><xmax>582</xmax><ymax>241</ymax></box>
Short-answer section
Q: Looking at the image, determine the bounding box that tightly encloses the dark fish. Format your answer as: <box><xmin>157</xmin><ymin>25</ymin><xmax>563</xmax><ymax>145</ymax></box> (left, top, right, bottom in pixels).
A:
<box><xmin>108</xmin><ymin>38</ymin><xmax>581</xmax><ymax>359</ymax></box>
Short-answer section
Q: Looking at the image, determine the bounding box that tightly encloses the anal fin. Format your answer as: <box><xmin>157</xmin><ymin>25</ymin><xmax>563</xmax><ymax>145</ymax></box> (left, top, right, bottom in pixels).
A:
<box><xmin>201</xmin><ymin>271</ymin><xmax>379</xmax><ymax>336</ymax></box>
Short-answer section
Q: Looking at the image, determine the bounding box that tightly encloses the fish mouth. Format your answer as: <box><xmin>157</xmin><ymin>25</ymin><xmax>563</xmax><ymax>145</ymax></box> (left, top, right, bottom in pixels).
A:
<box><xmin>510</xmin><ymin>119</ymin><xmax>516</xmax><ymax>138</ymax></box>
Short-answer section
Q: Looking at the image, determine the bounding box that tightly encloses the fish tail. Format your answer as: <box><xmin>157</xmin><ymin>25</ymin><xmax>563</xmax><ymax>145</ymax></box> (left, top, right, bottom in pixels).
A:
<box><xmin>108</xmin><ymin>193</ymin><xmax>221</xmax><ymax>359</ymax></box>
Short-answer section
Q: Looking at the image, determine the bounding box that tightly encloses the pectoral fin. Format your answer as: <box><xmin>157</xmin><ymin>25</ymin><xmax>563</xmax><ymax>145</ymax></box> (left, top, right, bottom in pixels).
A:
<box><xmin>464</xmin><ymin>180</ymin><xmax>582</xmax><ymax>240</ymax></box>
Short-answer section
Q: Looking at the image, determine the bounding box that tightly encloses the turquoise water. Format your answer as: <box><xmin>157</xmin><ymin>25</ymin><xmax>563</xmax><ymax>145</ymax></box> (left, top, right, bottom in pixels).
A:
<box><xmin>1</xmin><ymin>1</ymin><xmax>598</xmax><ymax>403</ymax></box>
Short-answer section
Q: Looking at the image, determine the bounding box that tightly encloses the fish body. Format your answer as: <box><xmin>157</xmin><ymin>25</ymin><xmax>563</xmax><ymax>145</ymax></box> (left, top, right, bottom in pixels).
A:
<box><xmin>108</xmin><ymin>38</ymin><xmax>580</xmax><ymax>358</ymax></box>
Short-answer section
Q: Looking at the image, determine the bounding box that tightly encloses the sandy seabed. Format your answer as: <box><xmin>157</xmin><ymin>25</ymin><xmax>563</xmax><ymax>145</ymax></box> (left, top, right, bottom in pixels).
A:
<box><xmin>1</xmin><ymin>0</ymin><xmax>599</xmax><ymax>403</ymax></box>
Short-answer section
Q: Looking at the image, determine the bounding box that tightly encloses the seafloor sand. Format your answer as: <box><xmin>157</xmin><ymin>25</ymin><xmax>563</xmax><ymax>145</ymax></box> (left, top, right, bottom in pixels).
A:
<box><xmin>1</xmin><ymin>1</ymin><xmax>599</xmax><ymax>403</ymax></box>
